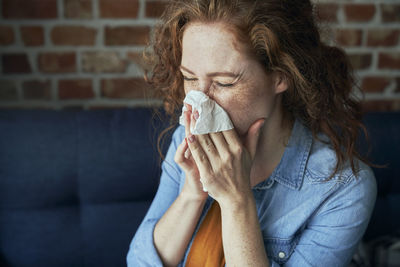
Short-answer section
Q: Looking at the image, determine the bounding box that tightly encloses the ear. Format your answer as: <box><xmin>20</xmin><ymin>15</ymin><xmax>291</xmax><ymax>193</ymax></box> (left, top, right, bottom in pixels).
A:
<box><xmin>274</xmin><ymin>72</ymin><xmax>288</xmax><ymax>94</ymax></box>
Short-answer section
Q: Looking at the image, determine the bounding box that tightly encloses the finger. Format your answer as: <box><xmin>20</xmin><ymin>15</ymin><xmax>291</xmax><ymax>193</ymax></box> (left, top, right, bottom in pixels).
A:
<box><xmin>244</xmin><ymin>118</ymin><xmax>265</xmax><ymax>160</ymax></box>
<box><xmin>187</xmin><ymin>134</ymin><xmax>213</xmax><ymax>179</ymax></box>
<box><xmin>184</xmin><ymin>110</ymin><xmax>192</xmax><ymax>138</ymax></box>
<box><xmin>222</xmin><ymin>128</ymin><xmax>242</xmax><ymax>153</ymax></box>
<box><xmin>190</xmin><ymin>110</ymin><xmax>219</xmax><ymax>169</ymax></box>
<box><xmin>196</xmin><ymin>134</ymin><xmax>219</xmax><ymax>169</ymax></box>
<box><xmin>183</xmin><ymin>110</ymin><xmax>198</xmax><ymax>167</ymax></box>
<box><xmin>190</xmin><ymin>110</ymin><xmax>196</xmax><ymax>134</ymax></box>
<box><xmin>209</xmin><ymin>132</ymin><xmax>231</xmax><ymax>160</ymax></box>
<box><xmin>184</xmin><ymin>147</ymin><xmax>192</xmax><ymax>159</ymax></box>
<box><xmin>185</xmin><ymin>103</ymin><xmax>192</xmax><ymax>112</ymax></box>
<box><xmin>174</xmin><ymin>137</ymin><xmax>191</xmax><ymax>169</ymax></box>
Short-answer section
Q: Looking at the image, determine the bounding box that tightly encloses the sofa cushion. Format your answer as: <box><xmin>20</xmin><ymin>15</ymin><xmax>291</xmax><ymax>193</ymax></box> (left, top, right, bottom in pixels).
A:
<box><xmin>0</xmin><ymin>108</ymin><xmax>171</xmax><ymax>267</ymax></box>
<box><xmin>360</xmin><ymin>112</ymin><xmax>400</xmax><ymax>241</ymax></box>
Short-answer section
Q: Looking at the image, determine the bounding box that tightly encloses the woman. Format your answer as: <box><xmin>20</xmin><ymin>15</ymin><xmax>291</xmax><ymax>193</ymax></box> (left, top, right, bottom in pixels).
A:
<box><xmin>127</xmin><ymin>0</ymin><xmax>377</xmax><ymax>266</ymax></box>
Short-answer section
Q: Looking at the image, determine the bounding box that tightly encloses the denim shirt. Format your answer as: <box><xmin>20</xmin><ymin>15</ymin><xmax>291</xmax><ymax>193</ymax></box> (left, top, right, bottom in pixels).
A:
<box><xmin>127</xmin><ymin>118</ymin><xmax>377</xmax><ymax>267</ymax></box>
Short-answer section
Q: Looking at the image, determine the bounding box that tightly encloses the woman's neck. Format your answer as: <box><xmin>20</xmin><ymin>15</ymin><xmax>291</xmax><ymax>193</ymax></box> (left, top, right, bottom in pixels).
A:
<box><xmin>250</xmin><ymin>97</ymin><xmax>294</xmax><ymax>187</ymax></box>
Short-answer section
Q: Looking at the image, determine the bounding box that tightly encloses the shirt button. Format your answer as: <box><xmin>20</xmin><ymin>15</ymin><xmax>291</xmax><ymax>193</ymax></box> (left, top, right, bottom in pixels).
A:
<box><xmin>278</xmin><ymin>252</ymin><xmax>286</xmax><ymax>259</ymax></box>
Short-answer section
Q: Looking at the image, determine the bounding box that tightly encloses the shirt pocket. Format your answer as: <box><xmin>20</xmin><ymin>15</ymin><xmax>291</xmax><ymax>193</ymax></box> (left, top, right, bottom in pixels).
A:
<box><xmin>262</xmin><ymin>234</ymin><xmax>299</xmax><ymax>265</ymax></box>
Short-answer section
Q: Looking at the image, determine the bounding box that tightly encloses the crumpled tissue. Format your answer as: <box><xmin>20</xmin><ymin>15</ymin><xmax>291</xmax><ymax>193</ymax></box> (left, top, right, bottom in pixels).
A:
<box><xmin>178</xmin><ymin>90</ymin><xmax>234</xmax><ymax>135</ymax></box>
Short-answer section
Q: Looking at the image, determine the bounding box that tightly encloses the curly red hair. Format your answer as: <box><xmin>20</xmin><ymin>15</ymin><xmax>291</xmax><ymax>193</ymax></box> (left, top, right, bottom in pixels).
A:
<box><xmin>144</xmin><ymin>0</ymin><xmax>372</xmax><ymax>180</ymax></box>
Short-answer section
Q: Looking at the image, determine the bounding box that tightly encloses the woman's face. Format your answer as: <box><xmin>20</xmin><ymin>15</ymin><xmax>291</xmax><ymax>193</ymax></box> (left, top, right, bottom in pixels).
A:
<box><xmin>181</xmin><ymin>22</ymin><xmax>286</xmax><ymax>136</ymax></box>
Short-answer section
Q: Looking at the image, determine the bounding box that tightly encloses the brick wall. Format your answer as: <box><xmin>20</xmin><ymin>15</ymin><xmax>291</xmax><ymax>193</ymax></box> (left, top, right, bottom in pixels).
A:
<box><xmin>0</xmin><ymin>0</ymin><xmax>399</xmax><ymax>111</ymax></box>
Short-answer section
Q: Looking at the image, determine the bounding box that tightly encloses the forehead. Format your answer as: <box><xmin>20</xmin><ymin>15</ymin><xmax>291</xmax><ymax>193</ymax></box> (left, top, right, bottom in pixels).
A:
<box><xmin>181</xmin><ymin>22</ymin><xmax>249</xmax><ymax>70</ymax></box>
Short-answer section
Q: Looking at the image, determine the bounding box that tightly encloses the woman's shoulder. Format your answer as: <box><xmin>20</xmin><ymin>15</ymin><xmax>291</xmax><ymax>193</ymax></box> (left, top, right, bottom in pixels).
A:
<box><xmin>305</xmin><ymin>134</ymin><xmax>376</xmax><ymax>193</ymax></box>
<box><xmin>161</xmin><ymin>125</ymin><xmax>185</xmax><ymax>165</ymax></box>
<box><xmin>300</xmin><ymin>136</ymin><xmax>377</xmax><ymax>223</ymax></box>
<box><xmin>162</xmin><ymin>125</ymin><xmax>185</xmax><ymax>154</ymax></box>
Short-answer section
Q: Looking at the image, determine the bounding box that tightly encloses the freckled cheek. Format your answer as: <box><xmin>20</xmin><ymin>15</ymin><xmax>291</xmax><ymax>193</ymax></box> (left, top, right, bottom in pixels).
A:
<box><xmin>217</xmin><ymin>83</ymin><xmax>275</xmax><ymax>134</ymax></box>
<box><xmin>183</xmin><ymin>84</ymin><xmax>193</xmax><ymax>95</ymax></box>
<box><xmin>214</xmin><ymin>92</ymin><xmax>255</xmax><ymax>134</ymax></box>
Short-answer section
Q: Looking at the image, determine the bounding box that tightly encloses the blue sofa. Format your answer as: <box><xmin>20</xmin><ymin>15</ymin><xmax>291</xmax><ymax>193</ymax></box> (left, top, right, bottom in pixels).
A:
<box><xmin>0</xmin><ymin>108</ymin><xmax>171</xmax><ymax>267</ymax></box>
<box><xmin>0</xmin><ymin>108</ymin><xmax>399</xmax><ymax>266</ymax></box>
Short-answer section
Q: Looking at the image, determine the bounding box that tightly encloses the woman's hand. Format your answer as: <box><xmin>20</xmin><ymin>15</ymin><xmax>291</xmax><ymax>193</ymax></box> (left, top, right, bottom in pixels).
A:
<box><xmin>185</xmin><ymin>106</ymin><xmax>265</xmax><ymax>209</ymax></box>
<box><xmin>174</xmin><ymin>104</ymin><xmax>209</xmax><ymax>202</ymax></box>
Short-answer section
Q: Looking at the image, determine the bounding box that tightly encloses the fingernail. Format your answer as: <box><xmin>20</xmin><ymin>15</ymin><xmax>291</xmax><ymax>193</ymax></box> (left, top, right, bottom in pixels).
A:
<box><xmin>184</xmin><ymin>113</ymin><xmax>188</xmax><ymax>125</ymax></box>
<box><xmin>188</xmin><ymin>134</ymin><xmax>195</xmax><ymax>143</ymax></box>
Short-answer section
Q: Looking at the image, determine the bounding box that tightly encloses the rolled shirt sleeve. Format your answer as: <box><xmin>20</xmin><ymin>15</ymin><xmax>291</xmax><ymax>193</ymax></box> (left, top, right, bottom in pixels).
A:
<box><xmin>126</xmin><ymin>127</ymin><xmax>184</xmax><ymax>266</ymax></box>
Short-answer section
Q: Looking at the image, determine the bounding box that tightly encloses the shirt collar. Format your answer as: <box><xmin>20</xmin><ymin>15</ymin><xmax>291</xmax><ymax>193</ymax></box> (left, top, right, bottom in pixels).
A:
<box><xmin>253</xmin><ymin>118</ymin><xmax>313</xmax><ymax>191</ymax></box>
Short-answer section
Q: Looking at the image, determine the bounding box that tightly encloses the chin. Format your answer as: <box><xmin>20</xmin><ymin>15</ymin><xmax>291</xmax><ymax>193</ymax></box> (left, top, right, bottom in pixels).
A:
<box><xmin>232</xmin><ymin>122</ymin><xmax>248</xmax><ymax>137</ymax></box>
<box><xmin>231</xmin><ymin>116</ymin><xmax>256</xmax><ymax>137</ymax></box>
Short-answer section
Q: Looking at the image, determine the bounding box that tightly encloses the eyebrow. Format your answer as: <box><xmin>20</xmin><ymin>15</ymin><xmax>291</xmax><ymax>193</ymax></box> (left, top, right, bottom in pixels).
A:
<box><xmin>179</xmin><ymin>65</ymin><xmax>239</xmax><ymax>78</ymax></box>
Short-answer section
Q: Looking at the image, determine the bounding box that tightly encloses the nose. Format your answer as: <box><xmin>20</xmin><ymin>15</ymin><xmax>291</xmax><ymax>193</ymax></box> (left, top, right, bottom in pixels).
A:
<box><xmin>195</xmin><ymin>79</ymin><xmax>213</xmax><ymax>96</ymax></box>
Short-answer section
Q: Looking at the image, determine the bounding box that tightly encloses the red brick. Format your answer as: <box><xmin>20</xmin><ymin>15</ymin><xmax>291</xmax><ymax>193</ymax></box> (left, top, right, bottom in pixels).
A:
<box><xmin>22</xmin><ymin>80</ymin><xmax>52</xmax><ymax>100</ymax></box>
<box><xmin>20</xmin><ymin>26</ymin><xmax>44</xmax><ymax>46</ymax></box>
<box><xmin>51</xmin><ymin>26</ymin><xmax>97</xmax><ymax>46</ymax></box>
<box><xmin>367</xmin><ymin>29</ymin><xmax>399</xmax><ymax>47</ymax></box>
<box><xmin>0</xmin><ymin>80</ymin><xmax>18</xmax><ymax>101</ymax></box>
<box><xmin>0</xmin><ymin>26</ymin><xmax>14</xmax><ymax>45</ymax></box>
<box><xmin>99</xmin><ymin>0</ymin><xmax>139</xmax><ymax>18</ymax></box>
<box><xmin>335</xmin><ymin>29</ymin><xmax>363</xmax><ymax>47</ymax></box>
<box><xmin>2</xmin><ymin>0</ymin><xmax>57</xmax><ymax>19</ymax></box>
<box><xmin>362</xmin><ymin>100</ymin><xmax>400</xmax><ymax>112</ymax></box>
<box><xmin>348</xmin><ymin>53</ymin><xmax>372</xmax><ymax>70</ymax></box>
<box><xmin>82</xmin><ymin>51</ymin><xmax>127</xmax><ymax>72</ymax></box>
<box><xmin>315</xmin><ymin>3</ymin><xmax>339</xmax><ymax>23</ymax></box>
<box><xmin>381</xmin><ymin>4</ymin><xmax>400</xmax><ymax>23</ymax></box>
<box><xmin>38</xmin><ymin>52</ymin><xmax>76</xmax><ymax>73</ymax></box>
<box><xmin>344</xmin><ymin>4</ymin><xmax>376</xmax><ymax>22</ymax></box>
<box><xmin>105</xmin><ymin>26</ymin><xmax>150</xmax><ymax>46</ymax></box>
<box><xmin>64</xmin><ymin>0</ymin><xmax>93</xmax><ymax>19</ymax></box>
<box><xmin>146</xmin><ymin>1</ymin><xmax>168</xmax><ymax>18</ymax></box>
<box><xmin>378</xmin><ymin>53</ymin><xmax>400</xmax><ymax>69</ymax></box>
<box><xmin>2</xmin><ymin>54</ymin><xmax>31</xmax><ymax>73</ymax></box>
<box><xmin>361</xmin><ymin>76</ymin><xmax>391</xmax><ymax>93</ymax></box>
<box><xmin>101</xmin><ymin>78</ymin><xmax>151</xmax><ymax>99</ymax></box>
<box><xmin>58</xmin><ymin>79</ymin><xmax>94</xmax><ymax>99</ymax></box>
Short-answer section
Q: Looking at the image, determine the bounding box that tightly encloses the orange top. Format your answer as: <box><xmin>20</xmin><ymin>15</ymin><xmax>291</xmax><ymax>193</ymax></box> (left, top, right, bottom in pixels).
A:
<box><xmin>185</xmin><ymin>201</ymin><xmax>225</xmax><ymax>267</ymax></box>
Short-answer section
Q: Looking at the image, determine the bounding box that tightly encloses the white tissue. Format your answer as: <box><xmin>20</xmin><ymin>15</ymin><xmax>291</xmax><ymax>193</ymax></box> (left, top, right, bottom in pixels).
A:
<box><xmin>178</xmin><ymin>90</ymin><xmax>234</xmax><ymax>135</ymax></box>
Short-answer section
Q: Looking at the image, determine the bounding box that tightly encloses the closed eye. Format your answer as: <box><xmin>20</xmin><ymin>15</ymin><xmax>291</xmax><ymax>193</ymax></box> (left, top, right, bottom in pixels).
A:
<box><xmin>183</xmin><ymin>75</ymin><xmax>235</xmax><ymax>87</ymax></box>
<box><xmin>183</xmin><ymin>76</ymin><xmax>197</xmax><ymax>81</ymax></box>
<box><xmin>215</xmin><ymin>82</ymin><xmax>234</xmax><ymax>87</ymax></box>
